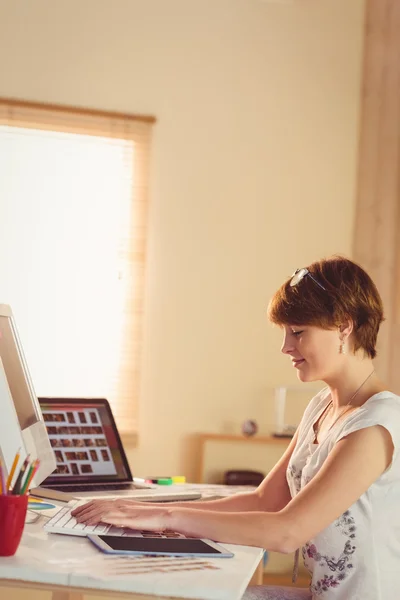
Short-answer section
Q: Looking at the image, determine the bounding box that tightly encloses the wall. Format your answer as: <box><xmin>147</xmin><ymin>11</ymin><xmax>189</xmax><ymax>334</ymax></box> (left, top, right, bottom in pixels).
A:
<box><xmin>0</xmin><ymin>0</ymin><xmax>365</xmax><ymax>480</ymax></box>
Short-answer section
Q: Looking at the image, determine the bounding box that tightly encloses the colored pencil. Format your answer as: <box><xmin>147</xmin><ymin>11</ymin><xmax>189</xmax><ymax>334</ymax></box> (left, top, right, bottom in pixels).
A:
<box><xmin>12</xmin><ymin>455</ymin><xmax>30</xmax><ymax>495</ymax></box>
<box><xmin>20</xmin><ymin>462</ymin><xmax>35</xmax><ymax>496</ymax></box>
<box><xmin>6</xmin><ymin>447</ymin><xmax>20</xmax><ymax>492</ymax></box>
<box><xmin>21</xmin><ymin>459</ymin><xmax>40</xmax><ymax>495</ymax></box>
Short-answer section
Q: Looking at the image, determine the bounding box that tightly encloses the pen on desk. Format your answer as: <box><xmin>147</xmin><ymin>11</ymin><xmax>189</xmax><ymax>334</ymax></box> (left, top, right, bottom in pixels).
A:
<box><xmin>6</xmin><ymin>447</ymin><xmax>21</xmax><ymax>492</ymax></box>
<box><xmin>146</xmin><ymin>477</ymin><xmax>173</xmax><ymax>485</ymax></box>
<box><xmin>12</xmin><ymin>455</ymin><xmax>30</xmax><ymax>495</ymax></box>
<box><xmin>132</xmin><ymin>477</ymin><xmax>149</xmax><ymax>484</ymax></box>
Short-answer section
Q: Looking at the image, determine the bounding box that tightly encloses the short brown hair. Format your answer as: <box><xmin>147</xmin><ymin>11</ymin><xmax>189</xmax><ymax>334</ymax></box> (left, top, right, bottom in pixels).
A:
<box><xmin>267</xmin><ymin>256</ymin><xmax>384</xmax><ymax>359</ymax></box>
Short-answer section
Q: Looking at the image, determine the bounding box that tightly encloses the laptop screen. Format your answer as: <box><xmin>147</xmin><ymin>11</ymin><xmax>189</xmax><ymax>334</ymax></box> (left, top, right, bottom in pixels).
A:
<box><xmin>38</xmin><ymin>398</ymin><xmax>132</xmax><ymax>484</ymax></box>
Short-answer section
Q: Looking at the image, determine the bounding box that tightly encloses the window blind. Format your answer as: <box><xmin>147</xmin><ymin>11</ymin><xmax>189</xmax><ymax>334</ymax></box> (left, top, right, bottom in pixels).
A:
<box><xmin>0</xmin><ymin>98</ymin><xmax>155</xmax><ymax>435</ymax></box>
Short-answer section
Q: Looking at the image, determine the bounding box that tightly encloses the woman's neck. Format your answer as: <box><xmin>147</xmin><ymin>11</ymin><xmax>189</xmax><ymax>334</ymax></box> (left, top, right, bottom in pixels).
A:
<box><xmin>324</xmin><ymin>359</ymin><xmax>386</xmax><ymax>410</ymax></box>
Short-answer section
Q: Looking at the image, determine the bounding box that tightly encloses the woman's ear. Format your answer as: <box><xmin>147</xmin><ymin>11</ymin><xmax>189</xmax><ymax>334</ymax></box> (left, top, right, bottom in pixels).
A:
<box><xmin>338</xmin><ymin>319</ymin><xmax>354</xmax><ymax>341</ymax></box>
<box><xmin>338</xmin><ymin>320</ymin><xmax>354</xmax><ymax>355</ymax></box>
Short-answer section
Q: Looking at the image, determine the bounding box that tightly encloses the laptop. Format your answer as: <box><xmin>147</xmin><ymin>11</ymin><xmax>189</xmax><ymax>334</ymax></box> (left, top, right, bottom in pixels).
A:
<box><xmin>35</xmin><ymin>398</ymin><xmax>200</xmax><ymax>501</ymax></box>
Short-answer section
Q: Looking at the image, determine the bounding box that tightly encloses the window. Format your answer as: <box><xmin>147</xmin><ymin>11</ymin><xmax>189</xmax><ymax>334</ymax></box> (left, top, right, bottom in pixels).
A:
<box><xmin>0</xmin><ymin>99</ymin><xmax>155</xmax><ymax>436</ymax></box>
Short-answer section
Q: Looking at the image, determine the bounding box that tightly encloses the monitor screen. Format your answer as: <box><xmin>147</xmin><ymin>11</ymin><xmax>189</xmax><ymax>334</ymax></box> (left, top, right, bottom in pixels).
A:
<box><xmin>39</xmin><ymin>399</ymin><xmax>131</xmax><ymax>483</ymax></box>
<box><xmin>0</xmin><ymin>304</ymin><xmax>56</xmax><ymax>486</ymax></box>
<box><xmin>0</xmin><ymin>305</ymin><xmax>41</xmax><ymax>430</ymax></box>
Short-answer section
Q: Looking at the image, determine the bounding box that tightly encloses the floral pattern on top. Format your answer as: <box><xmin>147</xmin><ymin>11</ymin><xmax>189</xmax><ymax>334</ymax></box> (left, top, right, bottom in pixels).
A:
<box><xmin>334</xmin><ymin>510</ymin><xmax>357</xmax><ymax>539</ymax></box>
<box><xmin>302</xmin><ymin>511</ymin><xmax>357</xmax><ymax>596</ymax></box>
<box><xmin>287</xmin><ymin>462</ymin><xmax>357</xmax><ymax>597</ymax></box>
<box><xmin>287</xmin><ymin>463</ymin><xmax>311</xmax><ymax>494</ymax></box>
<box><xmin>288</xmin><ymin>464</ymin><xmax>303</xmax><ymax>493</ymax></box>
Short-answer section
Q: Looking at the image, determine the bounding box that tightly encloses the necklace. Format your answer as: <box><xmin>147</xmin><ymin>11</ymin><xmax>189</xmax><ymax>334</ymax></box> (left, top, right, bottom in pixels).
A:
<box><xmin>312</xmin><ymin>369</ymin><xmax>375</xmax><ymax>445</ymax></box>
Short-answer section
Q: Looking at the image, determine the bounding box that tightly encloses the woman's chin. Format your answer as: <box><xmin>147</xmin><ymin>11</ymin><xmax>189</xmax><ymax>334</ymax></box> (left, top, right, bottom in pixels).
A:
<box><xmin>296</xmin><ymin>368</ymin><xmax>314</xmax><ymax>383</ymax></box>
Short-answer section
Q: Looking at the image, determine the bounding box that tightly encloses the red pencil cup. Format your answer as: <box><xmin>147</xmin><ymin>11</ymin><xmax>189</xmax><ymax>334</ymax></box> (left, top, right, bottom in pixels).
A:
<box><xmin>0</xmin><ymin>494</ymin><xmax>28</xmax><ymax>556</ymax></box>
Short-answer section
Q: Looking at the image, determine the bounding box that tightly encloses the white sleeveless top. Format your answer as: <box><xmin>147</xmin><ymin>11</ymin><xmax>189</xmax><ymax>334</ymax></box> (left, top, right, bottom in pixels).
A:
<box><xmin>287</xmin><ymin>389</ymin><xmax>400</xmax><ymax>599</ymax></box>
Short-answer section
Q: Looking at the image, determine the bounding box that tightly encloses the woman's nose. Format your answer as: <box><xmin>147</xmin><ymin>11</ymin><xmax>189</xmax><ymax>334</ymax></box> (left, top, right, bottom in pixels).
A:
<box><xmin>281</xmin><ymin>334</ymin><xmax>294</xmax><ymax>355</ymax></box>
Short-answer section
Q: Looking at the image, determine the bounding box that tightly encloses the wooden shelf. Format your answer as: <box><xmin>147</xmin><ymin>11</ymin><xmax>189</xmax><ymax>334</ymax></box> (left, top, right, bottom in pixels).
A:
<box><xmin>263</xmin><ymin>572</ymin><xmax>310</xmax><ymax>588</ymax></box>
<box><xmin>197</xmin><ymin>433</ymin><xmax>291</xmax><ymax>483</ymax></box>
<box><xmin>197</xmin><ymin>433</ymin><xmax>301</xmax><ymax>582</ymax></box>
<box><xmin>198</xmin><ymin>433</ymin><xmax>291</xmax><ymax>444</ymax></box>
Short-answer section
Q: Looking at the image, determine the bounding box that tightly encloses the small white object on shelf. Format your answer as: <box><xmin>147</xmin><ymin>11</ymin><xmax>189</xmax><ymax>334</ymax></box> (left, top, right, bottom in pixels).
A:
<box><xmin>273</xmin><ymin>386</ymin><xmax>287</xmax><ymax>435</ymax></box>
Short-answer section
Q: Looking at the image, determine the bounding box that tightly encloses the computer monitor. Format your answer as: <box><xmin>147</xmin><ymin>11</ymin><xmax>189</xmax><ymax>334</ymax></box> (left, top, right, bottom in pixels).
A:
<box><xmin>0</xmin><ymin>304</ymin><xmax>56</xmax><ymax>487</ymax></box>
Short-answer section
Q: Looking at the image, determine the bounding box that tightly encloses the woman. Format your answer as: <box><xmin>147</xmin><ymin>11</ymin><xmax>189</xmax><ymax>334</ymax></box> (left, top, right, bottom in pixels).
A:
<box><xmin>72</xmin><ymin>256</ymin><xmax>400</xmax><ymax>599</ymax></box>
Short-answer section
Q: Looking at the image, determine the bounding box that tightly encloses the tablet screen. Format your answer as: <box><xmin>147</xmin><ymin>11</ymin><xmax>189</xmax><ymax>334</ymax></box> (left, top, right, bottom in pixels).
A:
<box><xmin>98</xmin><ymin>535</ymin><xmax>224</xmax><ymax>554</ymax></box>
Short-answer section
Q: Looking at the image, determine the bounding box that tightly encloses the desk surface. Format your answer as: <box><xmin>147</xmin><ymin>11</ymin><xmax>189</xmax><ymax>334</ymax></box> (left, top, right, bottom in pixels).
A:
<box><xmin>0</xmin><ymin>492</ymin><xmax>263</xmax><ymax>600</ymax></box>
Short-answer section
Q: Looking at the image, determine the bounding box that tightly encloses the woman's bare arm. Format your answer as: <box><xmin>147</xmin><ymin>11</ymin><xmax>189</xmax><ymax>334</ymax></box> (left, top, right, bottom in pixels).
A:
<box><xmin>139</xmin><ymin>429</ymin><xmax>298</xmax><ymax>512</ymax></box>
<box><xmin>74</xmin><ymin>425</ymin><xmax>392</xmax><ymax>554</ymax></box>
<box><xmin>164</xmin><ymin>424</ymin><xmax>393</xmax><ymax>551</ymax></box>
<box><xmin>72</xmin><ymin>430</ymin><xmax>298</xmax><ymax>522</ymax></box>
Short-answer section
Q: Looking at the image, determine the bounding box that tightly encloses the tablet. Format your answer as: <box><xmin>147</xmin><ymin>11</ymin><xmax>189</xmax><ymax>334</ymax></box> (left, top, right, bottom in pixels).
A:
<box><xmin>87</xmin><ymin>534</ymin><xmax>234</xmax><ymax>558</ymax></box>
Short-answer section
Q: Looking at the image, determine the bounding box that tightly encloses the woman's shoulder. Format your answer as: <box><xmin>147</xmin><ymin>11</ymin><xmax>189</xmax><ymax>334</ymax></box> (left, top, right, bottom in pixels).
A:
<box><xmin>367</xmin><ymin>390</ymin><xmax>400</xmax><ymax>403</ymax></box>
<box><xmin>357</xmin><ymin>390</ymin><xmax>400</xmax><ymax>420</ymax></box>
<box><xmin>337</xmin><ymin>390</ymin><xmax>400</xmax><ymax>441</ymax></box>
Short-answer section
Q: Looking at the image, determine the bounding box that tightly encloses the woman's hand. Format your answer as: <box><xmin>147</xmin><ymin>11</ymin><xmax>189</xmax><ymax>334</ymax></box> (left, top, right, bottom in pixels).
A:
<box><xmin>71</xmin><ymin>498</ymin><xmax>172</xmax><ymax>530</ymax></box>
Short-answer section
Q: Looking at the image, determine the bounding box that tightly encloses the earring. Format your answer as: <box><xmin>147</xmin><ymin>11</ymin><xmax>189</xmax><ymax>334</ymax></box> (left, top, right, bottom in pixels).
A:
<box><xmin>339</xmin><ymin>341</ymin><xmax>346</xmax><ymax>355</ymax></box>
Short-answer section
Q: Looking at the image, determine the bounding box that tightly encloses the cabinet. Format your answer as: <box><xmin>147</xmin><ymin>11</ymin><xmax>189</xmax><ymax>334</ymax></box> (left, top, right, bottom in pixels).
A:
<box><xmin>197</xmin><ymin>433</ymin><xmax>309</xmax><ymax>579</ymax></box>
<box><xmin>197</xmin><ymin>433</ymin><xmax>290</xmax><ymax>483</ymax></box>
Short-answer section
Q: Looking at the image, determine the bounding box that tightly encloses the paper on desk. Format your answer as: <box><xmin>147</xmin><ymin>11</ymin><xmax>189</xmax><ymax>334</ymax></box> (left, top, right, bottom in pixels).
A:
<box><xmin>18</xmin><ymin>550</ymin><xmax>220</xmax><ymax>579</ymax></box>
<box><xmin>17</xmin><ymin>526</ymin><xmax>221</xmax><ymax>581</ymax></box>
<box><xmin>25</xmin><ymin>499</ymin><xmax>71</xmax><ymax>523</ymax></box>
<box><xmin>67</xmin><ymin>555</ymin><xmax>221</xmax><ymax>579</ymax></box>
<box><xmin>30</xmin><ymin>505</ymin><xmax>61</xmax><ymax>518</ymax></box>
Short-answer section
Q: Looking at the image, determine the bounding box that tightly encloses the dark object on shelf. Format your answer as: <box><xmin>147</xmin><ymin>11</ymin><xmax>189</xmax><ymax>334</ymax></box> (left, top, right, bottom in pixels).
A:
<box><xmin>241</xmin><ymin>419</ymin><xmax>258</xmax><ymax>437</ymax></box>
<box><xmin>272</xmin><ymin>425</ymin><xmax>296</xmax><ymax>439</ymax></box>
<box><xmin>223</xmin><ymin>469</ymin><xmax>265</xmax><ymax>486</ymax></box>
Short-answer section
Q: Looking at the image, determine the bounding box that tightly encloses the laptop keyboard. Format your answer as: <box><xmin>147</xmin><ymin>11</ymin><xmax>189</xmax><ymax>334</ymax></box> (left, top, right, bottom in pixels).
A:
<box><xmin>44</xmin><ymin>502</ymin><xmax>188</xmax><ymax>538</ymax></box>
<box><xmin>54</xmin><ymin>483</ymin><xmax>146</xmax><ymax>492</ymax></box>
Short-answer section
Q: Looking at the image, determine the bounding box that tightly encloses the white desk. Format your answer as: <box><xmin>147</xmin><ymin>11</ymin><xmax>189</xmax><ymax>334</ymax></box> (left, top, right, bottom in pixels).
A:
<box><xmin>0</xmin><ymin>515</ymin><xmax>263</xmax><ymax>600</ymax></box>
